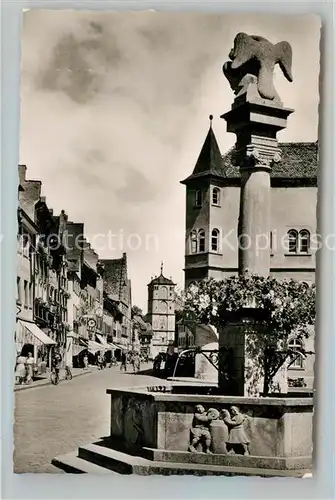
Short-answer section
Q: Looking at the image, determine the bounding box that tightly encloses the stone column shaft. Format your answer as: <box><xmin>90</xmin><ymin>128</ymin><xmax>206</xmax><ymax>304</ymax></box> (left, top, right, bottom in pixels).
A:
<box><xmin>238</xmin><ymin>165</ymin><xmax>271</xmax><ymax>277</ymax></box>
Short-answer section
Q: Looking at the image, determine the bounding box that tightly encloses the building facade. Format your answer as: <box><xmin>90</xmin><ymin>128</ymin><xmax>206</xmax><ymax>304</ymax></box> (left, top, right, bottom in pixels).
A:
<box><xmin>181</xmin><ymin>125</ymin><xmax>317</xmax><ymax>287</ymax></box>
<box><xmin>132</xmin><ymin>314</ymin><xmax>152</xmax><ymax>358</ymax></box>
<box><xmin>101</xmin><ymin>253</ymin><xmax>132</xmax><ymax>354</ymax></box>
<box><xmin>146</xmin><ymin>264</ymin><xmax>176</xmax><ymax>359</ymax></box>
<box><xmin>15</xmin><ymin>166</ymin><xmax>138</xmax><ymax>376</ymax></box>
<box><xmin>16</xmin><ymin>166</ymin><xmax>70</xmax><ymax>371</ymax></box>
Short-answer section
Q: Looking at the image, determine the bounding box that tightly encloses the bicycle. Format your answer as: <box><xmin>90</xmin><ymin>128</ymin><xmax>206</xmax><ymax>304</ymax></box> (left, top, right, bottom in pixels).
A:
<box><xmin>50</xmin><ymin>367</ymin><xmax>60</xmax><ymax>385</ymax></box>
<box><xmin>65</xmin><ymin>366</ymin><xmax>73</xmax><ymax>381</ymax></box>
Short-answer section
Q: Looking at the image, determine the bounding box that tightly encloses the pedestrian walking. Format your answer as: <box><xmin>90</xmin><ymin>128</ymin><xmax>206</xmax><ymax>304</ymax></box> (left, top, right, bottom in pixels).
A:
<box><xmin>120</xmin><ymin>351</ymin><xmax>127</xmax><ymax>372</ymax></box>
<box><xmin>132</xmin><ymin>353</ymin><xmax>137</xmax><ymax>373</ymax></box>
<box><xmin>136</xmin><ymin>355</ymin><xmax>141</xmax><ymax>373</ymax></box>
<box><xmin>51</xmin><ymin>350</ymin><xmax>62</xmax><ymax>380</ymax></box>
<box><xmin>25</xmin><ymin>352</ymin><xmax>34</xmax><ymax>384</ymax></box>
<box><xmin>97</xmin><ymin>353</ymin><xmax>104</xmax><ymax>370</ymax></box>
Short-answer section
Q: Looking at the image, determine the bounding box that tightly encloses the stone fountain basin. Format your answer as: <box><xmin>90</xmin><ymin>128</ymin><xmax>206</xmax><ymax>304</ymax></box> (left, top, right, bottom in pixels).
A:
<box><xmin>107</xmin><ymin>386</ymin><xmax>313</xmax><ymax>471</ymax></box>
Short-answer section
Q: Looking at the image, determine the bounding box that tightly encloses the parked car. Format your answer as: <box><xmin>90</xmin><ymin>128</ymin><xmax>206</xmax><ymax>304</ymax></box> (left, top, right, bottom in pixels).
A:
<box><xmin>153</xmin><ymin>352</ymin><xmax>167</xmax><ymax>374</ymax></box>
<box><xmin>173</xmin><ymin>350</ymin><xmax>195</xmax><ymax>378</ymax></box>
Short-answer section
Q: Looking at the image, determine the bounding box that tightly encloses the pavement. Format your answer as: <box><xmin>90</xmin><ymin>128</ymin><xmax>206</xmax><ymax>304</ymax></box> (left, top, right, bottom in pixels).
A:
<box><xmin>14</xmin><ymin>366</ymin><xmax>96</xmax><ymax>392</ymax></box>
<box><xmin>14</xmin><ymin>363</ymin><xmax>160</xmax><ymax>473</ymax></box>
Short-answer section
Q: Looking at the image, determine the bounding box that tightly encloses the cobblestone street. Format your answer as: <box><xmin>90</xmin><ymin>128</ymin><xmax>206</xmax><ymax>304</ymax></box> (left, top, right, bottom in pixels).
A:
<box><xmin>14</xmin><ymin>365</ymin><xmax>160</xmax><ymax>473</ymax></box>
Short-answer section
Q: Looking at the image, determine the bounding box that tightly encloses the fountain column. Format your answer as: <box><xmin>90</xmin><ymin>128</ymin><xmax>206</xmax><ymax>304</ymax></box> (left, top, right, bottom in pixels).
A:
<box><xmin>218</xmin><ymin>34</ymin><xmax>294</xmax><ymax>395</ymax></box>
<box><xmin>222</xmin><ymin>88</ymin><xmax>293</xmax><ymax>276</ymax></box>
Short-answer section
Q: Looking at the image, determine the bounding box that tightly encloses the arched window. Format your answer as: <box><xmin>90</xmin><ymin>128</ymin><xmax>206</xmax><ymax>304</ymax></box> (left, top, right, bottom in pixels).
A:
<box><xmin>190</xmin><ymin>230</ymin><xmax>197</xmax><ymax>253</ymax></box>
<box><xmin>195</xmin><ymin>190</ymin><xmax>202</xmax><ymax>207</ymax></box>
<box><xmin>198</xmin><ymin>229</ymin><xmax>205</xmax><ymax>252</ymax></box>
<box><xmin>287</xmin><ymin>229</ymin><xmax>298</xmax><ymax>253</ymax></box>
<box><xmin>160</xmin><ymin>300</ymin><xmax>168</xmax><ymax>314</ymax></box>
<box><xmin>288</xmin><ymin>338</ymin><xmax>304</xmax><ymax>369</ymax></box>
<box><xmin>299</xmin><ymin>230</ymin><xmax>310</xmax><ymax>254</ymax></box>
<box><xmin>212</xmin><ymin>187</ymin><xmax>220</xmax><ymax>206</ymax></box>
<box><xmin>211</xmin><ymin>228</ymin><xmax>220</xmax><ymax>252</ymax></box>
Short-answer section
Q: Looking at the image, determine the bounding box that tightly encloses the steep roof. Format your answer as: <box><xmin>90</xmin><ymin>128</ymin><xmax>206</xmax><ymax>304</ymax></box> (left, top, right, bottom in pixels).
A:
<box><xmin>190</xmin><ymin>125</ymin><xmax>224</xmax><ymax>178</ymax></box>
<box><xmin>180</xmin><ymin>123</ymin><xmax>318</xmax><ymax>184</ymax></box>
<box><xmin>148</xmin><ymin>273</ymin><xmax>175</xmax><ymax>286</ymax></box>
<box><xmin>101</xmin><ymin>253</ymin><xmax>131</xmax><ymax>306</ymax></box>
<box><xmin>221</xmin><ymin>142</ymin><xmax>318</xmax><ymax>180</ymax></box>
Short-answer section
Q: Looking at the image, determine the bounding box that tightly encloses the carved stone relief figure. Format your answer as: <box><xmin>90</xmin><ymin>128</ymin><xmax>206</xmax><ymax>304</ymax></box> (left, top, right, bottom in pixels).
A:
<box><xmin>208</xmin><ymin>408</ymin><xmax>229</xmax><ymax>455</ymax></box>
<box><xmin>221</xmin><ymin>406</ymin><xmax>250</xmax><ymax>455</ymax></box>
<box><xmin>188</xmin><ymin>405</ymin><xmax>251</xmax><ymax>455</ymax></box>
<box><xmin>188</xmin><ymin>405</ymin><xmax>213</xmax><ymax>454</ymax></box>
<box><xmin>123</xmin><ymin>398</ymin><xmax>144</xmax><ymax>447</ymax></box>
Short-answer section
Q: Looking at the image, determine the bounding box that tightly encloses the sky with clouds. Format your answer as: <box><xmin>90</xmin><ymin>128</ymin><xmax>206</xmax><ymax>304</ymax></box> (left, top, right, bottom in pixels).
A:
<box><xmin>20</xmin><ymin>10</ymin><xmax>320</xmax><ymax>310</ymax></box>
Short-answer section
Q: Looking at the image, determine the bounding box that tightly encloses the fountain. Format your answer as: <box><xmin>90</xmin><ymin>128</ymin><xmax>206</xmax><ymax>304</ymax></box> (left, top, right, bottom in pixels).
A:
<box><xmin>52</xmin><ymin>33</ymin><xmax>313</xmax><ymax>476</ymax></box>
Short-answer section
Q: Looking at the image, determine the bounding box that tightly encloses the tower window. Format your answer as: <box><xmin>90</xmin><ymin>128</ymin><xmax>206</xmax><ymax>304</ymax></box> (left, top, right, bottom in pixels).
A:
<box><xmin>287</xmin><ymin>229</ymin><xmax>298</xmax><ymax>253</ymax></box>
<box><xmin>190</xmin><ymin>230</ymin><xmax>197</xmax><ymax>253</ymax></box>
<box><xmin>287</xmin><ymin>229</ymin><xmax>310</xmax><ymax>254</ymax></box>
<box><xmin>288</xmin><ymin>338</ymin><xmax>304</xmax><ymax>369</ymax></box>
<box><xmin>195</xmin><ymin>190</ymin><xmax>202</xmax><ymax>208</ymax></box>
<box><xmin>198</xmin><ymin>229</ymin><xmax>205</xmax><ymax>252</ymax></box>
<box><xmin>299</xmin><ymin>230</ymin><xmax>310</xmax><ymax>254</ymax></box>
<box><xmin>212</xmin><ymin>187</ymin><xmax>220</xmax><ymax>206</ymax></box>
<box><xmin>211</xmin><ymin>229</ymin><xmax>220</xmax><ymax>252</ymax></box>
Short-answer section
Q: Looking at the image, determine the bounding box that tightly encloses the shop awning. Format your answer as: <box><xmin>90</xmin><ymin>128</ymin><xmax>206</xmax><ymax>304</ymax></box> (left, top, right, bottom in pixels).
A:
<box><xmin>88</xmin><ymin>340</ymin><xmax>104</xmax><ymax>353</ymax></box>
<box><xmin>72</xmin><ymin>344</ymin><xmax>86</xmax><ymax>356</ymax></box>
<box><xmin>113</xmin><ymin>342</ymin><xmax>127</xmax><ymax>351</ymax></box>
<box><xmin>108</xmin><ymin>342</ymin><xmax>118</xmax><ymax>349</ymax></box>
<box><xmin>96</xmin><ymin>334</ymin><xmax>111</xmax><ymax>349</ymax></box>
<box><xmin>18</xmin><ymin>320</ymin><xmax>56</xmax><ymax>346</ymax></box>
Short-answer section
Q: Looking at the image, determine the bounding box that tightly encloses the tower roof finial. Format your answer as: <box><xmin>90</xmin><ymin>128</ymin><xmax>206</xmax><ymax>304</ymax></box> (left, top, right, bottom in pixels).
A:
<box><xmin>209</xmin><ymin>114</ymin><xmax>213</xmax><ymax>128</ymax></box>
<box><xmin>160</xmin><ymin>261</ymin><xmax>163</xmax><ymax>275</ymax></box>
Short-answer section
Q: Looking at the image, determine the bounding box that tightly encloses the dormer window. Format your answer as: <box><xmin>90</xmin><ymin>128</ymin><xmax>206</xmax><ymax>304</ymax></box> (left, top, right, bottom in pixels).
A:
<box><xmin>212</xmin><ymin>187</ymin><xmax>220</xmax><ymax>206</ymax></box>
<box><xmin>195</xmin><ymin>190</ymin><xmax>203</xmax><ymax>208</ymax></box>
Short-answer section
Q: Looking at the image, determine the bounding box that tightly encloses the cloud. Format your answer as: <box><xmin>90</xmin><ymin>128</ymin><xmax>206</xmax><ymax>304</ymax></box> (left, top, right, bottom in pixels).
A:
<box><xmin>20</xmin><ymin>10</ymin><xmax>320</xmax><ymax>309</ymax></box>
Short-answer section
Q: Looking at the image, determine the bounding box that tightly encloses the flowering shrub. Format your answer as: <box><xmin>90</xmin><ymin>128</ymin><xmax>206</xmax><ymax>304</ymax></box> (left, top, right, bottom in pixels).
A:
<box><xmin>182</xmin><ymin>274</ymin><xmax>316</xmax><ymax>394</ymax></box>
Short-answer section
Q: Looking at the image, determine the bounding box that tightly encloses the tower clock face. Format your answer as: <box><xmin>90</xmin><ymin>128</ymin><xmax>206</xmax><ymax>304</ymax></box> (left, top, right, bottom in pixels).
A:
<box><xmin>87</xmin><ymin>318</ymin><xmax>96</xmax><ymax>329</ymax></box>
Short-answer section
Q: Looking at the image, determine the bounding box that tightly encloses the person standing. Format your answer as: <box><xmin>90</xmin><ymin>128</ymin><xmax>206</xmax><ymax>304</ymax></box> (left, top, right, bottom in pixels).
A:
<box><xmin>15</xmin><ymin>353</ymin><xmax>26</xmax><ymax>385</ymax></box>
<box><xmin>52</xmin><ymin>350</ymin><xmax>62</xmax><ymax>377</ymax></box>
<box><xmin>132</xmin><ymin>352</ymin><xmax>137</xmax><ymax>373</ymax></box>
<box><xmin>25</xmin><ymin>352</ymin><xmax>34</xmax><ymax>384</ymax></box>
<box><xmin>83</xmin><ymin>353</ymin><xmax>89</xmax><ymax>370</ymax></box>
<box><xmin>136</xmin><ymin>354</ymin><xmax>141</xmax><ymax>373</ymax></box>
<box><xmin>120</xmin><ymin>351</ymin><xmax>127</xmax><ymax>372</ymax></box>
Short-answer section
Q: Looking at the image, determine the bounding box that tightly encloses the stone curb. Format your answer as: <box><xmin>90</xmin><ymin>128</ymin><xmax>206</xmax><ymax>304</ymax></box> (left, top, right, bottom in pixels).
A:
<box><xmin>14</xmin><ymin>369</ymin><xmax>93</xmax><ymax>392</ymax></box>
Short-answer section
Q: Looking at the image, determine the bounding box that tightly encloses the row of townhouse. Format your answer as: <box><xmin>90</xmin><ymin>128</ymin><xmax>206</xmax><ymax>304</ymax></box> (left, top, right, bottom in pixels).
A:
<box><xmin>15</xmin><ymin>165</ymin><xmax>133</xmax><ymax>373</ymax></box>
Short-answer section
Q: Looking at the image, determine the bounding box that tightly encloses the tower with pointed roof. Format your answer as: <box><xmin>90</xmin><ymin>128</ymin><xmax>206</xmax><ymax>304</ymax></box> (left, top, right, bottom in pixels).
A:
<box><xmin>180</xmin><ymin>116</ymin><xmax>240</xmax><ymax>287</ymax></box>
<box><xmin>180</xmin><ymin>116</ymin><xmax>318</xmax><ymax>289</ymax></box>
<box><xmin>146</xmin><ymin>262</ymin><xmax>176</xmax><ymax>359</ymax></box>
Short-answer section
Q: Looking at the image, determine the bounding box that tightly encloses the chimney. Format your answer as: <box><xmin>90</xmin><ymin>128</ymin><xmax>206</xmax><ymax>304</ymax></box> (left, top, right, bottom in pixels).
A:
<box><xmin>49</xmin><ymin>208</ymin><xmax>54</xmax><ymax>216</ymax></box>
<box><xmin>18</xmin><ymin>165</ymin><xmax>27</xmax><ymax>183</ymax></box>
